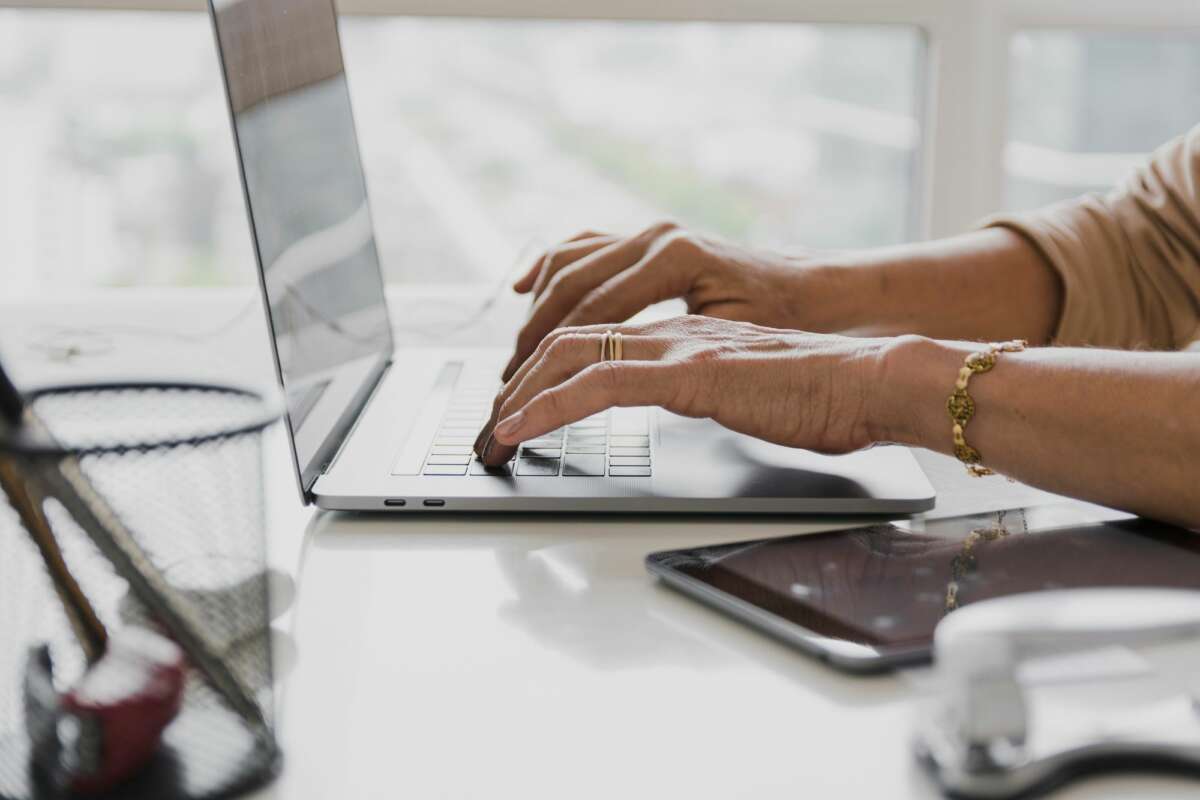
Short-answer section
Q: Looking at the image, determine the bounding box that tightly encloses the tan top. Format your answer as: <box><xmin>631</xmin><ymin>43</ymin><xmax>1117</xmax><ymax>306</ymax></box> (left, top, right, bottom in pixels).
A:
<box><xmin>983</xmin><ymin>126</ymin><xmax>1200</xmax><ymax>351</ymax></box>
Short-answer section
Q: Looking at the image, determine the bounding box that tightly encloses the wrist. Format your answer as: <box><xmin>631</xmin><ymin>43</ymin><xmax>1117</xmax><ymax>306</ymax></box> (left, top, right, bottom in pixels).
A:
<box><xmin>867</xmin><ymin>334</ymin><xmax>967</xmax><ymax>449</ymax></box>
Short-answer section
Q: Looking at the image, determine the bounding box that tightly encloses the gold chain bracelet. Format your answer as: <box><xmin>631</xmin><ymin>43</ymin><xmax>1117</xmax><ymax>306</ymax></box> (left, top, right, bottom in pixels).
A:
<box><xmin>947</xmin><ymin>339</ymin><xmax>1026</xmax><ymax>477</ymax></box>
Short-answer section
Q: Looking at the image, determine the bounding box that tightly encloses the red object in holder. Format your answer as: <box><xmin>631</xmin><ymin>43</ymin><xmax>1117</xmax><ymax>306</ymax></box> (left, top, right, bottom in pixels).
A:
<box><xmin>61</xmin><ymin>627</ymin><xmax>186</xmax><ymax>794</ymax></box>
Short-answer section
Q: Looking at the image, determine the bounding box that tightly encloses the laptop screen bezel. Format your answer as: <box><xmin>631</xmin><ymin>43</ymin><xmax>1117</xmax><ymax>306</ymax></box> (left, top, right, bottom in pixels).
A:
<box><xmin>206</xmin><ymin>0</ymin><xmax>394</xmax><ymax>503</ymax></box>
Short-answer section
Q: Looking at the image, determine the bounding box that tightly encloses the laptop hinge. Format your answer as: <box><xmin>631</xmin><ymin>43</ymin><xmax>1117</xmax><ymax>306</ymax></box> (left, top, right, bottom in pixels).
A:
<box><xmin>316</xmin><ymin>360</ymin><xmax>393</xmax><ymax>490</ymax></box>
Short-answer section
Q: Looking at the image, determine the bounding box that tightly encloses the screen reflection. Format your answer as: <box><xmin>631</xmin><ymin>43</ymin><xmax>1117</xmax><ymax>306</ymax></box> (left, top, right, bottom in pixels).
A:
<box><xmin>664</xmin><ymin>509</ymin><xmax>1200</xmax><ymax>648</ymax></box>
<box><xmin>212</xmin><ymin>0</ymin><xmax>393</xmax><ymax>480</ymax></box>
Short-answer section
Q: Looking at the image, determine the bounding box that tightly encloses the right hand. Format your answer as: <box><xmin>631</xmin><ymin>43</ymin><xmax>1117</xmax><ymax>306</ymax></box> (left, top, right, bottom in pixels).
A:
<box><xmin>502</xmin><ymin>221</ymin><xmax>816</xmax><ymax>380</ymax></box>
<box><xmin>477</xmin><ymin>315</ymin><xmax>885</xmax><ymax>466</ymax></box>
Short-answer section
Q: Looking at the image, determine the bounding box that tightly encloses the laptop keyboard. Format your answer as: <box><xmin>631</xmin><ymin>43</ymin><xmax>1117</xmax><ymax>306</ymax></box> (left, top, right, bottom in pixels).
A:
<box><xmin>420</xmin><ymin>381</ymin><xmax>652</xmax><ymax>478</ymax></box>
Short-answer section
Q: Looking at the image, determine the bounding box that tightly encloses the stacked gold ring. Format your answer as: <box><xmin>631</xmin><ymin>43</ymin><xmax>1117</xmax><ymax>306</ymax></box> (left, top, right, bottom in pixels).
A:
<box><xmin>600</xmin><ymin>330</ymin><xmax>624</xmax><ymax>362</ymax></box>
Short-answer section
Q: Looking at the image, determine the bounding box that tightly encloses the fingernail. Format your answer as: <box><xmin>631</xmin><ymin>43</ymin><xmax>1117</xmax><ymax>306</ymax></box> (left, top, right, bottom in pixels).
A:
<box><xmin>494</xmin><ymin>410</ymin><xmax>525</xmax><ymax>443</ymax></box>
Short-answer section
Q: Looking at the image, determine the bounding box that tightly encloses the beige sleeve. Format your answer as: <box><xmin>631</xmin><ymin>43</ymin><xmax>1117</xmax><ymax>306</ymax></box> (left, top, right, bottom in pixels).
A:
<box><xmin>980</xmin><ymin>126</ymin><xmax>1200</xmax><ymax>350</ymax></box>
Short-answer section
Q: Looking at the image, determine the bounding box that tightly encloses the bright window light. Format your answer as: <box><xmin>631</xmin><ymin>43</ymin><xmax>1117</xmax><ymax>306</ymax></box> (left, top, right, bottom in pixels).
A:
<box><xmin>0</xmin><ymin>10</ymin><xmax>924</xmax><ymax>292</ymax></box>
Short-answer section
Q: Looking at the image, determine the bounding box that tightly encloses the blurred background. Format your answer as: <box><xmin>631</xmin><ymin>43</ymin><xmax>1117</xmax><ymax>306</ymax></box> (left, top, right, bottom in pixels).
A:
<box><xmin>1</xmin><ymin>3</ymin><xmax>1198</xmax><ymax>296</ymax></box>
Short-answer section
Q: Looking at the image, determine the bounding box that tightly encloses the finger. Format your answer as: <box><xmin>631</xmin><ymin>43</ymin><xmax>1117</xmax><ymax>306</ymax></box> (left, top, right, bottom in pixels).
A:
<box><xmin>475</xmin><ymin>323</ymin><xmax>612</xmax><ymax>456</ymax></box>
<box><xmin>502</xmin><ymin>235</ymin><xmax>655</xmax><ymax>380</ymax></box>
<box><xmin>512</xmin><ymin>231</ymin><xmax>611</xmax><ymax>293</ymax></box>
<box><xmin>560</xmin><ymin>243</ymin><xmax>692</xmax><ymax>329</ymax></box>
<box><xmin>529</xmin><ymin>236</ymin><xmax>618</xmax><ymax>299</ymax></box>
<box><xmin>480</xmin><ymin>328</ymin><xmax>661</xmax><ymax>464</ymax></box>
<box><xmin>500</xmin><ymin>331</ymin><xmax>661</xmax><ymax>427</ymax></box>
<box><xmin>492</xmin><ymin>361</ymin><xmax>676</xmax><ymax>448</ymax></box>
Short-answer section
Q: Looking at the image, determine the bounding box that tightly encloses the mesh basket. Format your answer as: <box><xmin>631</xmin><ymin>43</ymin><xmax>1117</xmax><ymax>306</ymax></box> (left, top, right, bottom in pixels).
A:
<box><xmin>0</xmin><ymin>382</ymin><xmax>282</xmax><ymax>800</ymax></box>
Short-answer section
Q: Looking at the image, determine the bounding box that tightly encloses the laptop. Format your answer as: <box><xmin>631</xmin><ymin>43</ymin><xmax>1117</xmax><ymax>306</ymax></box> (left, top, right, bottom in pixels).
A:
<box><xmin>207</xmin><ymin>0</ymin><xmax>936</xmax><ymax>514</ymax></box>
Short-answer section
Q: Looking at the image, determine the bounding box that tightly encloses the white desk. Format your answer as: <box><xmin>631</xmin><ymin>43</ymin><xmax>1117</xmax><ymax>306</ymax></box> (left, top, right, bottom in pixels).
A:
<box><xmin>2</xmin><ymin>289</ymin><xmax>1195</xmax><ymax>799</ymax></box>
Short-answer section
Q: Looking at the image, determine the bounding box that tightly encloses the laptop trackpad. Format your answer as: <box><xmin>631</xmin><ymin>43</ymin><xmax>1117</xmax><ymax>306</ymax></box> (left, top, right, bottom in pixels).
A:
<box><xmin>655</xmin><ymin>414</ymin><xmax>877</xmax><ymax>499</ymax></box>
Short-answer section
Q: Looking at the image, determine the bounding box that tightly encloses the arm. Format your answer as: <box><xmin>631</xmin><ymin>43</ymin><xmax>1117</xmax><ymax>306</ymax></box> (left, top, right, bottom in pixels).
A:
<box><xmin>793</xmin><ymin>228</ymin><xmax>1063</xmax><ymax>343</ymax></box>
<box><xmin>808</xmin><ymin>125</ymin><xmax>1200</xmax><ymax>350</ymax></box>
<box><xmin>875</xmin><ymin>336</ymin><xmax>1200</xmax><ymax>530</ymax></box>
<box><xmin>476</xmin><ymin>317</ymin><xmax>1200</xmax><ymax>531</ymax></box>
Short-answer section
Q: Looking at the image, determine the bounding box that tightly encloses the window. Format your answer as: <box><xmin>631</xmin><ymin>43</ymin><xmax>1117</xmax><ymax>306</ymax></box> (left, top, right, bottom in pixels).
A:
<box><xmin>343</xmin><ymin>18</ymin><xmax>924</xmax><ymax>284</ymax></box>
<box><xmin>1005</xmin><ymin>30</ymin><xmax>1200</xmax><ymax>212</ymax></box>
<box><xmin>2</xmin><ymin>1</ymin><xmax>1199</xmax><ymax>296</ymax></box>
<box><xmin>0</xmin><ymin>10</ymin><xmax>251</xmax><ymax>292</ymax></box>
<box><xmin>0</xmin><ymin>9</ymin><xmax>924</xmax><ymax>291</ymax></box>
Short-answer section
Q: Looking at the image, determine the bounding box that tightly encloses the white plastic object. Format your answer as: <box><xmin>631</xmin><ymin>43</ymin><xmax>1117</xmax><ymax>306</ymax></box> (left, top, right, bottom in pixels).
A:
<box><xmin>915</xmin><ymin>588</ymin><xmax>1200</xmax><ymax>798</ymax></box>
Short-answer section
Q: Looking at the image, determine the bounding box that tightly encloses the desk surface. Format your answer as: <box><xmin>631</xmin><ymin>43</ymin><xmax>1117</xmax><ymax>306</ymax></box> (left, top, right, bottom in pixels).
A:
<box><xmin>2</xmin><ymin>288</ymin><xmax>1195</xmax><ymax>799</ymax></box>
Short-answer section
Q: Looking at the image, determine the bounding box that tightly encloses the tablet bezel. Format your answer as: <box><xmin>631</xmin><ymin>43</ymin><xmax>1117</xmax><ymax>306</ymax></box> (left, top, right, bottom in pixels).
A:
<box><xmin>645</xmin><ymin>553</ymin><xmax>931</xmax><ymax>672</ymax></box>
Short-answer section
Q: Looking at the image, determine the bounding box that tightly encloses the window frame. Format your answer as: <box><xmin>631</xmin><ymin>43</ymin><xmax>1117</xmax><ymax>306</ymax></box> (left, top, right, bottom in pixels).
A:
<box><xmin>6</xmin><ymin>0</ymin><xmax>1200</xmax><ymax>239</ymax></box>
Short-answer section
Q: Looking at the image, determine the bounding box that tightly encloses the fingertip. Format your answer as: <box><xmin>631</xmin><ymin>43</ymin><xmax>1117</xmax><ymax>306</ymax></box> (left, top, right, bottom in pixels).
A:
<box><xmin>481</xmin><ymin>435</ymin><xmax>517</xmax><ymax>467</ymax></box>
<box><xmin>493</xmin><ymin>409</ymin><xmax>526</xmax><ymax>445</ymax></box>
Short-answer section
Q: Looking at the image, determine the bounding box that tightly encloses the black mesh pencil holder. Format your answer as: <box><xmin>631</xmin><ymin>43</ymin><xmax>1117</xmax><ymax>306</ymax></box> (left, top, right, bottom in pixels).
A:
<box><xmin>0</xmin><ymin>381</ymin><xmax>283</xmax><ymax>800</ymax></box>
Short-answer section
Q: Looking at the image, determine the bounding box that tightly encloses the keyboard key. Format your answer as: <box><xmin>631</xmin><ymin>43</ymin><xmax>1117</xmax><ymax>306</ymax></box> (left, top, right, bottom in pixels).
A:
<box><xmin>443</xmin><ymin>414</ymin><xmax>486</xmax><ymax>423</ymax></box>
<box><xmin>609</xmin><ymin>447</ymin><xmax>650</xmax><ymax>457</ymax></box>
<box><xmin>610</xmin><ymin>407</ymin><xmax>648</xmax><ymax>435</ymax></box>
<box><xmin>431</xmin><ymin>445</ymin><xmax>473</xmax><ymax>455</ymax></box>
<box><xmin>522</xmin><ymin>438</ymin><xmax>562</xmax><ymax>448</ymax></box>
<box><xmin>520</xmin><ymin>447</ymin><xmax>562</xmax><ymax>459</ymax></box>
<box><xmin>439</xmin><ymin>429</ymin><xmax>479</xmax><ymax>439</ymax></box>
<box><xmin>517</xmin><ymin>457</ymin><xmax>560</xmax><ymax>476</ymax></box>
<box><xmin>609</xmin><ymin>466</ymin><xmax>652</xmax><ymax>477</ymax></box>
<box><xmin>471</xmin><ymin>459</ymin><xmax>513</xmax><ymax>476</ymax></box>
<box><xmin>566</xmin><ymin>434</ymin><xmax>607</xmax><ymax>445</ymax></box>
<box><xmin>563</xmin><ymin>454</ymin><xmax>605</xmax><ymax>476</ymax></box>
<box><xmin>434</xmin><ymin>436</ymin><xmax>476</xmax><ymax>446</ymax></box>
<box><xmin>426</xmin><ymin>454</ymin><xmax>472</xmax><ymax>465</ymax></box>
<box><xmin>565</xmin><ymin>444</ymin><xmax>606</xmax><ymax>454</ymax></box>
<box><xmin>424</xmin><ymin>464</ymin><xmax>467</xmax><ymax>476</ymax></box>
<box><xmin>568</xmin><ymin>421</ymin><xmax>606</xmax><ymax>430</ymax></box>
<box><xmin>609</xmin><ymin>435</ymin><xmax>650</xmax><ymax>447</ymax></box>
<box><xmin>608</xmin><ymin>456</ymin><xmax>651</xmax><ymax>467</ymax></box>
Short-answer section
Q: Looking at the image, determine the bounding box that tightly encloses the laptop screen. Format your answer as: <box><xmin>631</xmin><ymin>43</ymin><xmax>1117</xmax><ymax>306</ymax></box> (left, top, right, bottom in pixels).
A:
<box><xmin>210</xmin><ymin>0</ymin><xmax>393</xmax><ymax>494</ymax></box>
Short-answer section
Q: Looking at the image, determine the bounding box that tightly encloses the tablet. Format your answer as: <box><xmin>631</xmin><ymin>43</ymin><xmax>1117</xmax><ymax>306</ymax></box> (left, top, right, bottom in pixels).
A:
<box><xmin>645</xmin><ymin>505</ymin><xmax>1200</xmax><ymax>672</ymax></box>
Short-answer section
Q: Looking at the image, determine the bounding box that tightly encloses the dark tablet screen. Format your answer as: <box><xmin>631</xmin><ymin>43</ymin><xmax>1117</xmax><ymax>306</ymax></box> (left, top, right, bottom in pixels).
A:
<box><xmin>647</xmin><ymin>506</ymin><xmax>1200</xmax><ymax>650</ymax></box>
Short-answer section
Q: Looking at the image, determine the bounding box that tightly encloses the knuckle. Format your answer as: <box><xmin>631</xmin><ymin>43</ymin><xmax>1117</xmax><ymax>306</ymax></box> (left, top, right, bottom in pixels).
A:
<box><xmin>546</xmin><ymin>331</ymin><xmax>584</xmax><ymax>359</ymax></box>
<box><xmin>573</xmin><ymin>286</ymin><xmax>609</xmax><ymax>318</ymax></box>
<box><xmin>648</xmin><ymin>220</ymin><xmax>679</xmax><ymax>237</ymax></box>
<box><xmin>659</xmin><ymin>229</ymin><xmax>695</xmax><ymax>256</ymax></box>
<box><xmin>544</xmin><ymin>269</ymin><xmax>567</xmax><ymax>296</ymax></box>
<box><xmin>542</xmin><ymin>246</ymin><xmax>565</xmax><ymax>272</ymax></box>
<box><xmin>590</xmin><ymin>360</ymin><xmax>624</xmax><ymax>393</ymax></box>
<box><xmin>546</xmin><ymin>265</ymin><xmax>584</xmax><ymax>298</ymax></box>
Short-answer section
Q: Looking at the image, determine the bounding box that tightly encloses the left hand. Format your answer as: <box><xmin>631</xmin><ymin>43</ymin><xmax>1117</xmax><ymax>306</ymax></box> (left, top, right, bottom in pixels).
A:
<box><xmin>475</xmin><ymin>315</ymin><xmax>887</xmax><ymax>466</ymax></box>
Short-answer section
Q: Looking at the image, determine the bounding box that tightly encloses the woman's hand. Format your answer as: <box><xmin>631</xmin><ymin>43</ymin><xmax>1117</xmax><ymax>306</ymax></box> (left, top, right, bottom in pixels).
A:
<box><xmin>476</xmin><ymin>315</ymin><xmax>887</xmax><ymax>466</ymax></box>
<box><xmin>502</xmin><ymin>222</ymin><xmax>818</xmax><ymax>380</ymax></box>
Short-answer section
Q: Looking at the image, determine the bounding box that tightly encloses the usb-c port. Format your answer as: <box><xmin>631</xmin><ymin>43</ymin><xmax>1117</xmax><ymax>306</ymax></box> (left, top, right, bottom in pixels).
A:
<box><xmin>423</xmin><ymin>499</ymin><xmax>446</xmax><ymax>508</ymax></box>
<box><xmin>383</xmin><ymin>499</ymin><xmax>406</xmax><ymax>507</ymax></box>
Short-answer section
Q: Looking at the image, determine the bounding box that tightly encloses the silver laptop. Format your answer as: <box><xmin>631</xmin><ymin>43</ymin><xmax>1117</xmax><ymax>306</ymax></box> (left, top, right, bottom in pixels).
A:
<box><xmin>208</xmin><ymin>0</ymin><xmax>936</xmax><ymax>514</ymax></box>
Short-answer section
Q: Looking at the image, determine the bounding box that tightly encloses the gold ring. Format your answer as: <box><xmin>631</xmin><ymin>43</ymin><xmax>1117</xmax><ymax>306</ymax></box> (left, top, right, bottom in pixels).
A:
<box><xmin>612</xmin><ymin>331</ymin><xmax>623</xmax><ymax>361</ymax></box>
<box><xmin>601</xmin><ymin>330</ymin><xmax>613</xmax><ymax>362</ymax></box>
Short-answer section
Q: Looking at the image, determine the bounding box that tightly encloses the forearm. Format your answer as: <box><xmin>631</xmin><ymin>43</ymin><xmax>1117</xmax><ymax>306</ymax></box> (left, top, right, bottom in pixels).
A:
<box><xmin>873</xmin><ymin>336</ymin><xmax>1200</xmax><ymax>530</ymax></box>
<box><xmin>799</xmin><ymin>228</ymin><xmax>1064</xmax><ymax>345</ymax></box>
